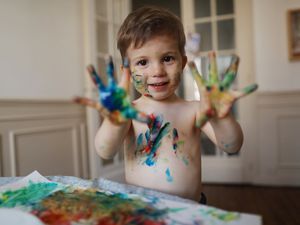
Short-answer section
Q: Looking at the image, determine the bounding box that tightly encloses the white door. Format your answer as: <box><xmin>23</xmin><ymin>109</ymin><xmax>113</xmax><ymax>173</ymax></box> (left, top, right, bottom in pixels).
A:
<box><xmin>82</xmin><ymin>0</ymin><xmax>130</xmax><ymax>181</ymax></box>
<box><xmin>182</xmin><ymin>0</ymin><xmax>257</xmax><ymax>183</ymax></box>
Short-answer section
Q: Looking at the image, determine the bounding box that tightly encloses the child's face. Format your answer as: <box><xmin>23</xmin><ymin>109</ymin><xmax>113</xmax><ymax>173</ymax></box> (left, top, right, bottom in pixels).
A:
<box><xmin>126</xmin><ymin>35</ymin><xmax>187</xmax><ymax>101</ymax></box>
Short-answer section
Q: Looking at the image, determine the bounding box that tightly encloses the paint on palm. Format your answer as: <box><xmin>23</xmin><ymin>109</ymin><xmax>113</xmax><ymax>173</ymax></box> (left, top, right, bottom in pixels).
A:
<box><xmin>188</xmin><ymin>52</ymin><xmax>258</xmax><ymax>127</ymax></box>
<box><xmin>92</xmin><ymin>58</ymin><xmax>150</xmax><ymax>123</ymax></box>
<box><xmin>75</xmin><ymin>57</ymin><xmax>150</xmax><ymax>124</ymax></box>
<box><xmin>0</xmin><ymin>182</ymin><xmax>167</xmax><ymax>225</ymax></box>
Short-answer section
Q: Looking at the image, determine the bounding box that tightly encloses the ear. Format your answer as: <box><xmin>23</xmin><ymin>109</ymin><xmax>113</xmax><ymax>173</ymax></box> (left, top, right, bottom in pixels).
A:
<box><xmin>182</xmin><ymin>55</ymin><xmax>188</xmax><ymax>69</ymax></box>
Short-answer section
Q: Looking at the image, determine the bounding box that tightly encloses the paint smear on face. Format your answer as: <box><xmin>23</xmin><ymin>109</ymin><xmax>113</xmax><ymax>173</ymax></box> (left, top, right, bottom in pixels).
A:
<box><xmin>165</xmin><ymin>168</ymin><xmax>173</xmax><ymax>182</ymax></box>
<box><xmin>0</xmin><ymin>182</ymin><xmax>168</xmax><ymax>225</ymax></box>
<box><xmin>135</xmin><ymin>114</ymin><xmax>171</xmax><ymax>166</ymax></box>
<box><xmin>132</xmin><ymin>71</ymin><xmax>152</xmax><ymax>97</ymax></box>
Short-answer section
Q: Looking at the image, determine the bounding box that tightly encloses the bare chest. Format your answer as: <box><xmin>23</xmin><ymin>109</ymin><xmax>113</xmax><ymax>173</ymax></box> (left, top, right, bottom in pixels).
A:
<box><xmin>125</xmin><ymin>113</ymin><xmax>200</xmax><ymax>167</ymax></box>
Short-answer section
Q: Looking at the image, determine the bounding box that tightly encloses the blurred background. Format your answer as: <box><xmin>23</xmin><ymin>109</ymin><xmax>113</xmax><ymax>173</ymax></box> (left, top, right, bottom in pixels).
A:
<box><xmin>1</xmin><ymin>1</ymin><xmax>300</xmax><ymax>224</ymax></box>
<box><xmin>0</xmin><ymin>0</ymin><xmax>300</xmax><ymax>188</ymax></box>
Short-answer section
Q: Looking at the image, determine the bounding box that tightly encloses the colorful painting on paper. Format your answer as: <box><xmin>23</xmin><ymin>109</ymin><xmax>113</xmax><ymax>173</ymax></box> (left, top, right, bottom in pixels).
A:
<box><xmin>0</xmin><ymin>171</ymin><xmax>261</xmax><ymax>225</ymax></box>
<box><xmin>0</xmin><ymin>183</ymin><xmax>166</xmax><ymax>225</ymax></box>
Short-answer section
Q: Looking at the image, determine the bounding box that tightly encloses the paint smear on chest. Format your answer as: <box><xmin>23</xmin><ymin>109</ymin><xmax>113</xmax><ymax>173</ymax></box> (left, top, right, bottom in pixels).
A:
<box><xmin>135</xmin><ymin>114</ymin><xmax>171</xmax><ymax>166</ymax></box>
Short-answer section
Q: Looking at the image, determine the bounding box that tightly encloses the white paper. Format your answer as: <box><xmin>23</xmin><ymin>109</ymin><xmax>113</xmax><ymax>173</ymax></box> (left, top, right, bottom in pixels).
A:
<box><xmin>0</xmin><ymin>171</ymin><xmax>51</xmax><ymax>193</ymax></box>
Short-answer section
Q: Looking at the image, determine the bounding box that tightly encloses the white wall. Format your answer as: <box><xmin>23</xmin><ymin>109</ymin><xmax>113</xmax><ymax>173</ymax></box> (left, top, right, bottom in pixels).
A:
<box><xmin>0</xmin><ymin>0</ymin><xmax>84</xmax><ymax>100</ymax></box>
<box><xmin>253</xmin><ymin>0</ymin><xmax>300</xmax><ymax>92</ymax></box>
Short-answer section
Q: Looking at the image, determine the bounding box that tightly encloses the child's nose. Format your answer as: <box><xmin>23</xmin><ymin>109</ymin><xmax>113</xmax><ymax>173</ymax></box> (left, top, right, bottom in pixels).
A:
<box><xmin>151</xmin><ymin>62</ymin><xmax>165</xmax><ymax>77</ymax></box>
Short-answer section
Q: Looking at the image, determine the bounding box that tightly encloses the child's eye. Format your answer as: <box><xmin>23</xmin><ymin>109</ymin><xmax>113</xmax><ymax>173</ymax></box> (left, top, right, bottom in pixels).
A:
<box><xmin>136</xmin><ymin>59</ymin><xmax>148</xmax><ymax>66</ymax></box>
<box><xmin>162</xmin><ymin>56</ymin><xmax>175</xmax><ymax>63</ymax></box>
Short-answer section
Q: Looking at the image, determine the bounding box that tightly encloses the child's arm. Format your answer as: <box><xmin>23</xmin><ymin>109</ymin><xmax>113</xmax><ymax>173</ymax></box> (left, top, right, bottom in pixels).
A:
<box><xmin>94</xmin><ymin>118</ymin><xmax>131</xmax><ymax>159</ymax></box>
<box><xmin>202</xmin><ymin>114</ymin><xmax>243</xmax><ymax>153</ymax></box>
<box><xmin>188</xmin><ymin>52</ymin><xmax>257</xmax><ymax>153</ymax></box>
<box><xmin>75</xmin><ymin>57</ymin><xmax>150</xmax><ymax>159</ymax></box>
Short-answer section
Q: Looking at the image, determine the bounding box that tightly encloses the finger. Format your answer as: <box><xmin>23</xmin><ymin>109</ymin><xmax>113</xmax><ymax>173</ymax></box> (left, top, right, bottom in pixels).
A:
<box><xmin>220</xmin><ymin>55</ymin><xmax>239</xmax><ymax>90</ymax></box>
<box><xmin>73</xmin><ymin>96</ymin><xmax>112</xmax><ymax>119</ymax></box>
<box><xmin>86</xmin><ymin>65</ymin><xmax>105</xmax><ymax>90</ymax></box>
<box><xmin>233</xmin><ymin>83</ymin><xmax>258</xmax><ymax>99</ymax></box>
<box><xmin>106</xmin><ymin>56</ymin><xmax>116</xmax><ymax>87</ymax></box>
<box><xmin>208</xmin><ymin>51</ymin><xmax>219</xmax><ymax>85</ymax></box>
<box><xmin>188</xmin><ymin>61</ymin><xmax>206</xmax><ymax>92</ymax></box>
<box><xmin>73</xmin><ymin>96</ymin><xmax>103</xmax><ymax>110</ymax></box>
<box><xmin>119</xmin><ymin>58</ymin><xmax>131</xmax><ymax>92</ymax></box>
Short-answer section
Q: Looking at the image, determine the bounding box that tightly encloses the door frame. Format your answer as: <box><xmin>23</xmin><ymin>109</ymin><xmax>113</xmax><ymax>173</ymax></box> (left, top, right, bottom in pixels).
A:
<box><xmin>181</xmin><ymin>0</ymin><xmax>258</xmax><ymax>183</ymax></box>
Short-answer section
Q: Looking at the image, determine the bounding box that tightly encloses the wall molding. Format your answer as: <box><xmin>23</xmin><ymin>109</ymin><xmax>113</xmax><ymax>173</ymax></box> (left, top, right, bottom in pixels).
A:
<box><xmin>0</xmin><ymin>135</ymin><xmax>2</xmax><ymax>176</ymax></box>
<box><xmin>8</xmin><ymin>125</ymin><xmax>81</xmax><ymax>177</ymax></box>
<box><xmin>277</xmin><ymin>115</ymin><xmax>300</xmax><ymax>170</ymax></box>
<box><xmin>0</xmin><ymin>99</ymin><xmax>88</xmax><ymax>177</ymax></box>
<box><xmin>255</xmin><ymin>91</ymin><xmax>300</xmax><ymax>186</ymax></box>
<box><xmin>257</xmin><ymin>91</ymin><xmax>300</xmax><ymax>107</ymax></box>
<box><xmin>0</xmin><ymin>99</ymin><xmax>85</xmax><ymax>121</ymax></box>
<box><xmin>0</xmin><ymin>113</ymin><xmax>85</xmax><ymax>122</ymax></box>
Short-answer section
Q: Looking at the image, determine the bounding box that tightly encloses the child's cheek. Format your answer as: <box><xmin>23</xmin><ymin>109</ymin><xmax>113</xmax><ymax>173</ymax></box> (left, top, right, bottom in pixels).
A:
<box><xmin>131</xmin><ymin>73</ymin><xmax>152</xmax><ymax>97</ymax></box>
<box><xmin>133</xmin><ymin>74</ymin><xmax>146</xmax><ymax>92</ymax></box>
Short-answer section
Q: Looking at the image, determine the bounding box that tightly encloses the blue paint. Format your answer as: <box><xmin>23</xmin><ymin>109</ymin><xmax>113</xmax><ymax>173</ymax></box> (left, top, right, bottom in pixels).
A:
<box><xmin>135</xmin><ymin>114</ymin><xmax>171</xmax><ymax>166</ymax></box>
<box><xmin>137</xmin><ymin>133</ymin><xmax>144</xmax><ymax>147</ymax></box>
<box><xmin>86</xmin><ymin>58</ymin><xmax>150</xmax><ymax>123</ymax></box>
<box><xmin>165</xmin><ymin>168</ymin><xmax>173</xmax><ymax>182</ymax></box>
<box><xmin>172</xmin><ymin>128</ymin><xmax>179</xmax><ymax>151</ymax></box>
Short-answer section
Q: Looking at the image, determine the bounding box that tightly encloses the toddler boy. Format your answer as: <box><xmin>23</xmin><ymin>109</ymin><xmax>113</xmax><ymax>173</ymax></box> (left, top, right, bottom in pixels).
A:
<box><xmin>77</xmin><ymin>6</ymin><xmax>257</xmax><ymax>202</ymax></box>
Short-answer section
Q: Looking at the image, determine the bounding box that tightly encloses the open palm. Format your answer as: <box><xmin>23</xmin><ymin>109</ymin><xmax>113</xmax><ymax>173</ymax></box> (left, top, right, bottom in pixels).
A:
<box><xmin>75</xmin><ymin>57</ymin><xmax>150</xmax><ymax>124</ymax></box>
<box><xmin>188</xmin><ymin>52</ymin><xmax>258</xmax><ymax>128</ymax></box>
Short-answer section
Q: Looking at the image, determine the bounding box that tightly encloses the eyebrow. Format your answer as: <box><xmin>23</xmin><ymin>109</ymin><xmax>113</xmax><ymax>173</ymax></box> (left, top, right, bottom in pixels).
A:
<box><xmin>132</xmin><ymin>51</ymin><xmax>177</xmax><ymax>60</ymax></box>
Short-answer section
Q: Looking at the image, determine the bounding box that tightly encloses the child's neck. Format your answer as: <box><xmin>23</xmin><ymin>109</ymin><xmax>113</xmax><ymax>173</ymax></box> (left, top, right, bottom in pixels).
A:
<box><xmin>140</xmin><ymin>93</ymin><xmax>182</xmax><ymax>105</ymax></box>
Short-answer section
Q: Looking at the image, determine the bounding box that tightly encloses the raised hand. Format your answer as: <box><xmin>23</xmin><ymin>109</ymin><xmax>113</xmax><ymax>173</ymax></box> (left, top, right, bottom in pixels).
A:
<box><xmin>74</xmin><ymin>57</ymin><xmax>150</xmax><ymax>124</ymax></box>
<box><xmin>188</xmin><ymin>52</ymin><xmax>258</xmax><ymax>128</ymax></box>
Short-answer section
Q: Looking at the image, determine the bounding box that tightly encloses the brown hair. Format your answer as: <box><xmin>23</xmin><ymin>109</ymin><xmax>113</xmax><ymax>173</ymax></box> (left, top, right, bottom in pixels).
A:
<box><xmin>117</xmin><ymin>6</ymin><xmax>186</xmax><ymax>59</ymax></box>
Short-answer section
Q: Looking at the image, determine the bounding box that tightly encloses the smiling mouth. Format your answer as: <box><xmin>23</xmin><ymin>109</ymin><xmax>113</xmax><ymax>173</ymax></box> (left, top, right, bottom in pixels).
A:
<box><xmin>148</xmin><ymin>82</ymin><xmax>169</xmax><ymax>87</ymax></box>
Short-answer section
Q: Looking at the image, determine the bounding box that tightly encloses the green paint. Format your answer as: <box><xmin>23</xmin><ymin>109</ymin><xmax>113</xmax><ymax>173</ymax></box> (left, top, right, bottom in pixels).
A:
<box><xmin>168</xmin><ymin>207</ymin><xmax>187</xmax><ymax>213</ymax></box>
<box><xmin>199</xmin><ymin>208</ymin><xmax>240</xmax><ymax>222</ymax></box>
<box><xmin>220</xmin><ymin>72</ymin><xmax>235</xmax><ymax>90</ymax></box>
<box><xmin>0</xmin><ymin>182</ymin><xmax>59</xmax><ymax>208</ymax></box>
<box><xmin>181</xmin><ymin>156</ymin><xmax>189</xmax><ymax>166</ymax></box>
<box><xmin>220</xmin><ymin>55</ymin><xmax>239</xmax><ymax>90</ymax></box>
<box><xmin>132</xmin><ymin>72</ymin><xmax>151</xmax><ymax>97</ymax></box>
<box><xmin>177</xmin><ymin>140</ymin><xmax>185</xmax><ymax>146</ymax></box>
<box><xmin>0</xmin><ymin>182</ymin><xmax>168</xmax><ymax>225</ymax></box>
<box><xmin>242</xmin><ymin>83</ymin><xmax>258</xmax><ymax>95</ymax></box>
<box><xmin>135</xmin><ymin>114</ymin><xmax>171</xmax><ymax>166</ymax></box>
